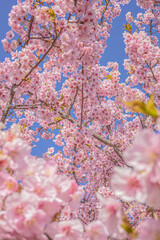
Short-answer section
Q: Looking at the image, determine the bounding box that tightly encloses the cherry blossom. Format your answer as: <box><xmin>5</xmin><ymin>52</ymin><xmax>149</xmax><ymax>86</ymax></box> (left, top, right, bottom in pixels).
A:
<box><xmin>0</xmin><ymin>0</ymin><xmax>160</xmax><ymax>239</ymax></box>
<box><xmin>137</xmin><ymin>219</ymin><xmax>160</xmax><ymax>240</ymax></box>
<box><xmin>111</xmin><ymin>167</ymin><xmax>146</xmax><ymax>202</ymax></box>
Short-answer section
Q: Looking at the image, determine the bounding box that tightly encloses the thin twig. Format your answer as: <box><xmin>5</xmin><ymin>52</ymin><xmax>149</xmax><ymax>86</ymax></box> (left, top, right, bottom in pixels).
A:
<box><xmin>44</xmin><ymin>233</ymin><xmax>53</xmax><ymax>240</ymax></box>
<box><xmin>80</xmin><ymin>83</ymin><xmax>84</xmax><ymax>129</ymax></box>
<box><xmin>17</xmin><ymin>30</ymin><xmax>62</xmax><ymax>87</ymax></box>
<box><xmin>1</xmin><ymin>85</ymin><xmax>16</xmax><ymax>123</ymax></box>
<box><xmin>137</xmin><ymin>113</ymin><xmax>146</xmax><ymax>129</ymax></box>
<box><xmin>10</xmin><ymin>104</ymin><xmax>41</xmax><ymax>109</ymax></box>
<box><xmin>139</xmin><ymin>82</ymin><xmax>150</xmax><ymax>98</ymax></box>
<box><xmin>100</xmin><ymin>0</ymin><xmax>110</xmax><ymax>25</ymax></box>
<box><xmin>74</xmin><ymin>0</ymin><xmax>78</xmax><ymax>7</ymax></box>
<box><xmin>149</xmin><ymin>19</ymin><xmax>153</xmax><ymax>36</ymax></box>
<box><xmin>58</xmin><ymin>110</ymin><xmax>125</xmax><ymax>163</ymax></box>
<box><xmin>67</xmin><ymin>86</ymin><xmax>78</xmax><ymax>115</ymax></box>
<box><xmin>145</xmin><ymin>60</ymin><xmax>157</xmax><ymax>82</ymax></box>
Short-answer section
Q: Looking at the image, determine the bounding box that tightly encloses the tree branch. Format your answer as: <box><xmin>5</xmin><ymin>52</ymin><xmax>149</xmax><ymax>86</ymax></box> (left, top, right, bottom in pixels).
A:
<box><xmin>145</xmin><ymin>60</ymin><xmax>157</xmax><ymax>82</ymax></box>
<box><xmin>80</xmin><ymin>83</ymin><xmax>84</xmax><ymax>129</ymax></box>
<box><xmin>100</xmin><ymin>0</ymin><xmax>110</xmax><ymax>25</ymax></box>
<box><xmin>1</xmin><ymin>28</ymin><xmax>62</xmax><ymax>124</ymax></box>
<box><xmin>9</xmin><ymin>104</ymin><xmax>41</xmax><ymax>110</ymax></box>
<box><xmin>1</xmin><ymin>85</ymin><xmax>16</xmax><ymax>123</ymax></box>
<box><xmin>44</xmin><ymin>233</ymin><xmax>53</xmax><ymax>240</ymax></box>
<box><xmin>74</xmin><ymin>0</ymin><xmax>78</xmax><ymax>6</ymax></box>
<box><xmin>24</xmin><ymin>15</ymin><xmax>34</xmax><ymax>47</ymax></box>
<box><xmin>58</xmin><ymin>111</ymin><xmax>125</xmax><ymax>163</ymax></box>
<box><xmin>17</xmin><ymin>30</ymin><xmax>62</xmax><ymax>87</ymax></box>
<box><xmin>67</xmin><ymin>86</ymin><xmax>78</xmax><ymax>115</ymax></box>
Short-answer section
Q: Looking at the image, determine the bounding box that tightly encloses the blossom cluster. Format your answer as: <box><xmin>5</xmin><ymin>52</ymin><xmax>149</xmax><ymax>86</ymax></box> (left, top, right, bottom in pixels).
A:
<box><xmin>112</xmin><ymin>129</ymin><xmax>160</xmax><ymax>208</ymax></box>
<box><xmin>0</xmin><ymin>0</ymin><xmax>160</xmax><ymax>239</ymax></box>
<box><xmin>111</xmin><ymin>129</ymin><xmax>160</xmax><ymax>239</ymax></box>
<box><xmin>0</xmin><ymin>124</ymin><xmax>84</xmax><ymax>240</ymax></box>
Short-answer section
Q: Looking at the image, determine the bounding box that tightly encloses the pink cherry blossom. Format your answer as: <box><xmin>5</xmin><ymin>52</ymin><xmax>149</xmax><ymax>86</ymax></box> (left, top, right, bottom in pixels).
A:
<box><xmin>0</xmin><ymin>0</ymin><xmax>160</xmax><ymax>239</ymax></box>
<box><xmin>6</xmin><ymin>30</ymin><xmax>14</xmax><ymax>40</ymax></box>
<box><xmin>124</xmin><ymin>130</ymin><xmax>160</xmax><ymax>172</ymax></box>
<box><xmin>111</xmin><ymin>167</ymin><xmax>146</xmax><ymax>202</ymax></box>
<box><xmin>0</xmin><ymin>172</ymin><xmax>18</xmax><ymax>197</ymax></box>
<box><xmin>97</xmin><ymin>194</ymin><xmax>124</xmax><ymax>237</ymax></box>
<box><xmin>47</xmin><ymin>147</ymin><xmax>54</xmax><ymax>154</ymax></box>
<box><xmin>85</xmin><ymin>220</ymin><xmax>107</xmax><ymax>240</ymax></box>
<box><xmin>45</xmin><ymin>220</ymin><xmax>84</xmax><ymax>240</ymax></box>
<box><xmin>5</xmin><ymin>190</ymin><xmax>46</xmax><ymax>237</ymax></box>
<box><xmin>137</xmin><ymin>219</ymin><xmax>160</xmax><ymax>240</ymax></box>
<box><xmin>2</xmin><ymin>135</ymin><xmax>31</xmax><ymax>169</ymax></box>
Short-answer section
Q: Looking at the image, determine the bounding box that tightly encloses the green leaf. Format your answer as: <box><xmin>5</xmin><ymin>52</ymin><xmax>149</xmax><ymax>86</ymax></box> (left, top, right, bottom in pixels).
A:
<box><xmin>145</xmin><ymin>95</ymin><xmax>158</xmax><ymax>117</ymax></box>
<box><xmin>121</xmin><ymin>214</ymin><xmax>138</xmax><ymax>238</ymax></box>
<box><xmin>106</xmin><ymin>75</ymin><xmax>113</xmax><ymax>80</ymax></box>
<box><xmin>46</xmin><ymin>9</ymin><xmax>56</xmax><ymax>22</ymax></box>
<box><xmin>125</xmin><ymin>95</ymin><xmax>158</xmax><ymax>118</ymax></box>
<box><xmin>124</xmin><ymin>23</ymin><xmax>132</xmax><ymax>33</ymax></box>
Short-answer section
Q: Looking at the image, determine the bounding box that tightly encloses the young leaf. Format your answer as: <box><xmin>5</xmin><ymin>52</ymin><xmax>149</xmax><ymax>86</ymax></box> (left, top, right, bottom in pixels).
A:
<box><xmin>125</xmin><ymin>95</ymin><xmax>158</xmax><ymax>118</ymax></box>
<box><xmin>124</xmin><ymin>23</ymin><xmax>132</xmax><ymax>33</ymax></box>
<box><xmin>106</xmin><ymin>75</ymin><xmax>113</xmax><ymax>80</ymax></box>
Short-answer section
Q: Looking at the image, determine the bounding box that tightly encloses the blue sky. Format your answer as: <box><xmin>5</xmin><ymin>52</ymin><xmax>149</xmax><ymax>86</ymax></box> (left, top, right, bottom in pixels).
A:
<box><xmin>0</xmin><ymin>0</ymin><xmax>142</xmax><ymax>156</ymax></box>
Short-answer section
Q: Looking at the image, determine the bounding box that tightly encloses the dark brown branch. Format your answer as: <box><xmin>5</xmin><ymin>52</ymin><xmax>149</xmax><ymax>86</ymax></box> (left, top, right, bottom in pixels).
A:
<box><xmin>1</xmin><ymin>28</ymin><xmax>60</xmax><ymax>122</ymax></box>
<box><xmin>137</xmin><ymin>113</ymin><xmax>146</xmax><ymax>129</ymax></box>
<box><xmin>58</xmin><ymin>111</ymin><xmax>75</xmax><ymax>123</ymax></box>
<box><xmin>92</xmin><ymin>132</ymin><xmax>124</xmax><ymax>161</ymax></box>
<box><xmin>1</xmin><ymin>85</ymin><xmax>16</xmax><ymax>123</ymax></box>
<box><xmin>84</xmin><ymin>118</ymin><xmax>93</xmax><ymax>126</ymax></box>
<box><xmin>44</xmin><ymin>233</ymin><xmax>53</xmax><ymax>240</ymax></box>
<box><xmin>67</xmin><ymin>87</ymin><xmax>78</xmax><ymax>115</ymax></box>
<box><xmin>10</xmin><ymin>104</ymin><xmax>41</xmax><ymax>110</ymax></box>
<box><xmin>24</xmin><ymin>33</ymin><xmax>60</xmax><ymax>79</ymax></box>
<box><xmin>80</xmin><ymin>83</ymin><xmax>84</xmax><ymax>129</ymax></box>
<box><xmin>100</xmin><ymin>0</ymin><xmax>110</xmax><ymax>25</ymax></box>
<box><xmin>139</xmin><ymin>83</ymin><xmax>150</xmax><ymax>98</ymax></box>
<box><xmin>149</xmin><ymin>19</ymin><xmax>153</xmax><ymax>36</ymax></box>
<box><xmin>72</xmin><ymin>170</ymin><xmax>79</xmax><ymax>185</ymax></box>
<box><xmin>78</xmin><ymin>216</ymin><xmax>87</xmax><ymax>225</ymax></box>
<box><xmin>58</xmin><ymin>111</ymin><xmax>125</xmax><ymax>163</ymax></box>
<box><xmin>17</xmin><ymin>30</ymin><xmax>62</xmax><ymax>87</ymax></box>
<box><xmin>145</xmin><ymin>60</ymin><xmax>157</xmax><ymax>82</ymax></box>
<box><xmin>74</xmin><ymin>0</ymin><xmax>77</xmax><ymax>6</ymax></box>
<box><xmin>24</xmin><ymin>16</ymin><xmax>34</xmax><ymax>47</ymax></box>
